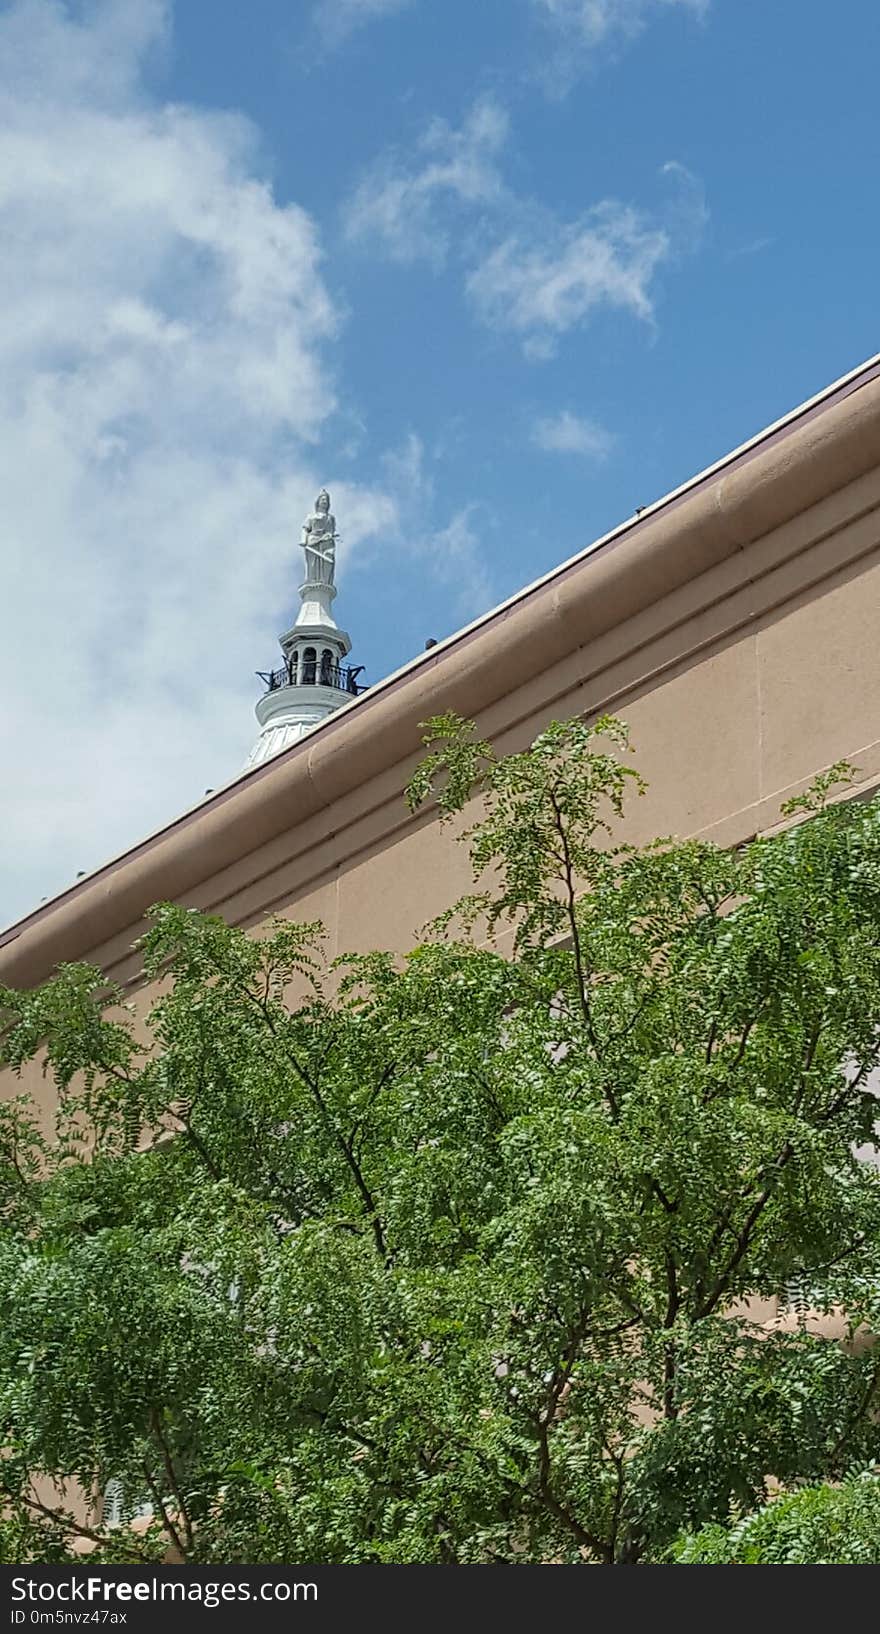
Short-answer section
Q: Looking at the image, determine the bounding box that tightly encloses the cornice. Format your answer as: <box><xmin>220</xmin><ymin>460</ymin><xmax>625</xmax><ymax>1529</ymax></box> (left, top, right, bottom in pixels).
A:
<box><xmin>2</xmin><ymin>358</ymin><xmax>880</xmax><ymax>989</ymax></box>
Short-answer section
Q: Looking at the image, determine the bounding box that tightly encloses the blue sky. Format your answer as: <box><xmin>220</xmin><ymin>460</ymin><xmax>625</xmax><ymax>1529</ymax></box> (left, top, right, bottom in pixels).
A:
<box><xmin>2</xmin><ymin>0</ymin><xmax>879</xmax><ymax>923</ymax></box>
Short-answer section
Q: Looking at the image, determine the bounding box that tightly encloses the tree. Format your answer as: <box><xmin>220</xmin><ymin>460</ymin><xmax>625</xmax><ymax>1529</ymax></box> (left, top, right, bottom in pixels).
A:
<box><xmin>1</xmin><ymin>713</ymin><xmax>879</xmax><ymax>1564</ymax></box>
<box><xmin>673</xmin><ymin>1472</ymin><xmax>880</xmax><ymax>1564</ymax></box>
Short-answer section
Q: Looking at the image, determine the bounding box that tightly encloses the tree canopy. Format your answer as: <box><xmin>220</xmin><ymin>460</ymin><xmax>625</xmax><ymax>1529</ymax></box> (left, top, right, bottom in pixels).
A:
<box><xmin>1</xmin><ymin>714</ymin><xmax>879</xmax><ymax>1564</ymax></box>
<box><xmin>674</xmin><ymin>1472</ymin><xmax>880</xmax><ymax>1564</ymax></box>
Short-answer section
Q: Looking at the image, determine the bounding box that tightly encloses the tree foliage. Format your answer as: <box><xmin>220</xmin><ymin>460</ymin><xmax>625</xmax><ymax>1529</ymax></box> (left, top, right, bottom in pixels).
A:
<box><xmin>673</xmin><ymin>1472</ymin><xmax>880</xmax><ymax>1564</ymax></box>
<box><xmin>1</xmin><ymin>715</ymin><xmax>879</xmax><ymax>1564</ymax></box>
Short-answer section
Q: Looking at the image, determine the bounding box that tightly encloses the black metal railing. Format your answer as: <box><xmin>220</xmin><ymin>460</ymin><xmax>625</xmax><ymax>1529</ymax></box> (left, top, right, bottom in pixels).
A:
<box><xmin>257</xmin><ymin>660</ymin><xmax>367</xmax><ymax>697</ymax></box>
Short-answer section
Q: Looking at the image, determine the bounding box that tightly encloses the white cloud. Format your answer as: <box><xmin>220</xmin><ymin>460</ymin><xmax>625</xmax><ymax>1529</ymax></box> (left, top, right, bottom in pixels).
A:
<box><xmin>312</xmin><ymin>0</ymin><xmax>414</xmax><ymax>48</ymax></box>
<box><xmin>725</xmin><ymin>234</ymin><xmax>774</xmax><ymax>262</ymax></box>
<box><xmin>535</xmin><ymin>0</ymin><xmax>707</xmax><ymax>49</ymax></box>
<box><xmin>374</xmin><ymin>434</ymin><xmax>496</xmax><ymax>618</ymax></box>
<box><xmin>426</xmin><ymin>506</ymin><xmax>496</xmax><ymax>618</ymax></box>
<box><xmin>343</xmin><ymin>97</ymin><xmax>509</xmax><ymax>263</ymax></box>
<box><xmin>0</xmin><ymin>0</ymin><xmax>395</xmax><ymax>927</ymax></box>
<box><xmin>382</xmin><ymin>431</ymin><xmax>434</xmax><ymax>510</ymax></box>
<box><xmin>659</xmin><ymin>158</ymin><xmax>709</xmax><ymax>253</ymax></box>
<box><xmin>347</xmin><ymin>98</ymin><xmax>703</xmax><ymax>354</ymax></box>
<box><xmin>532</xmin><ymin>0</ymin><xmax>709</xmax><ymax>93</ymax></box>
<box><xmin>467</xmin><ymin>202</ymin><xmax>669</xmax><ymax>355</ymax></box>
<box><xmin>531</xmin><ymin>410</ymin><xmax>613</xmax><ymax>458</ymax></box>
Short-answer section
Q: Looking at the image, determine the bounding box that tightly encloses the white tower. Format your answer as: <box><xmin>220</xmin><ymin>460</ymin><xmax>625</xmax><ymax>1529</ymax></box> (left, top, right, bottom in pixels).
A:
<box><xmin>245</xmin><ymin>490</ymin><xmax>365</xmax><ymax>770</ymax></box>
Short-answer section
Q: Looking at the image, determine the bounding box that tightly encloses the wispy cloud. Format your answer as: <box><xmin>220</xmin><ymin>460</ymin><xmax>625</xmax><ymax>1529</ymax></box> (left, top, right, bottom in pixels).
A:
<box><xmin>725</xmin><ymin>235</ymin><xmax>774</xmax><ymax>261</ymax></box>
<box><xmin>312</xmin><ymin>0</ymin><xmax>414</xmax><ymax>49</ymax></box>
<box><xmin>346</xmin><ymin>93</ymin><xmax>705</xmax><ymax>356</ymax></box>
<box><xmin>531</xmin><ymin>0</ymin><xmax>709</xmax><ymax>93</ymax></box>
<box><xmin>534</xmin><ymin>0</ymin><xmax>708</xmax><ymax>49</ymax></box>
<box><xmin>468</xmin><ymin>202</ymin><xmax>669</xmax><ymax>356</ymax></box>
<box><xmin>373</xmin><ymin>433</ymin><xmax>497</xmax><ymax>618</ymax></box>
<box><xmin>343</xmin><ymin>97</ymin><xmax>509</xmax><ymax>264</ymax></box>
<box><xmin>428</xmin><ymin>505</ymin><xmax>496</xmax><ymax>617</ymax></box>
<box><xmin>0</xmin><ymin>0</ymin><xmax>397</xmax><ymax>925</ymax></box>
<box><xmin>659</xmin><ymin>158</ymin><xmax>709</xmax><ymax>252</ymax></box>
<box><xmin>531</xmin><ymin>410</ymin><xmax>614</xmax><ymax>458</ymax></box>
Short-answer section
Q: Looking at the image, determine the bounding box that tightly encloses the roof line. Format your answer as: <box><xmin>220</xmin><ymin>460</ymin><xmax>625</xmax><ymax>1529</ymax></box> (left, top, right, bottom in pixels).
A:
<box><xmin>359</xmin><ymin>349</ymin><xmax>880</xmax><ymax>677</ymax></box>
<box><xmin>3</xmin><ymin>350</ymin><xmax>880</xmax><ymax>945</ymax></box>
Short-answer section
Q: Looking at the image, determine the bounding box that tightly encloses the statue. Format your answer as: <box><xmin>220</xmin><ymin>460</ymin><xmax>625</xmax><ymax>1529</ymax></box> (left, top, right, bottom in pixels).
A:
<box><xmin>301</xmin><ymin>489</ymin><xmax>337</xmax><ymax>587</ymax></box>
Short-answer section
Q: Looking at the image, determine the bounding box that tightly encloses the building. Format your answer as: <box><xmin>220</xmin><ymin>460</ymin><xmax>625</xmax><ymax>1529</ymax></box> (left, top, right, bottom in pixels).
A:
<box><xmin>3</xmin><ymin>353</ymin><xmax>880</xmax><ymax>1121</ymax></box>
<box><xmin>3</xmin><ymin>352</ymin><xmax>880</xmax><ymax>1549</ymax></box>
<box><xmin>245</xmin><ymin>488</ymin><xmax>366</xmax><ymax>770</ymax></box>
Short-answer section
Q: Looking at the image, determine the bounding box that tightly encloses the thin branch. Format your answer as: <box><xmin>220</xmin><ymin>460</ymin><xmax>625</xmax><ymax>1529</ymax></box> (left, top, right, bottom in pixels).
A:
<box><xmin>5</xmin><ymin>1484</ymin><xmax>145</xmax><ymax>1561</ymax></box>
<box><xmin>650</xmin><ymin>1177</ymin><xmax>678</xmax><ymax>1215</ymax></box>
<box><xmin>548</xmin><ymin>787</ymin><xmax>619</xmax><ymax>1120</ymax></box>
<box><xmin>537</xmin><ymin>1477</ymin><xmax>612</xmax><ymax>1564</ymax></box>
<box><xmin>349</xmin><ymin>1062</ymin><xmax>396</xmax><ymax>1156</ymax></box>
<box><xmin>603</xmin><ymin>1439</ymin><xmax>627</xmax><ymax>1564</ymax></box>
<box><xmin>695</xmin><ymin>1168</ymin><xmax>785</xmax><ymax>1320</ymax></box>
<box><xmin>694</xmin><ymin>1018</ymin><xmax>852</xmax><ymax>1316</ymax></box>
<box><xmin>812</xmin><ymin>1232</ymin><xmax>868</xmax><ymax>1275</ymax></box>
<box><xmin>149</xmin><ymin>1407</ymin><xmax>194</xmax><ymax>1553</ymax></box>
<box><xmin>180</xmin><ymin>1118</ymin><xmax>222</xmax><ymax>1182</ymax></box>
<box><xmin>223</xmin><ymin>971</ymin><xmax>391</xmax><ymax>1263</ymax></box>
<box><xmin>527</xmin><ymin>1304</ymin><xmax>619</xmax><ymax>1563</ymax></box>
<box><xmin>662</xmin><ymin>1249</ymin><xmax>681</xmax><ymax>1420</ymax></box>
<box><xmin>140</xmin><ymin>1460</ymin><xmax>187</xmax><ymax>1561</ymax></box>
<box><xmin>827</xmin><ymin>1355</ymin><xmax>880</xmax><ymax>1467</ymax></box>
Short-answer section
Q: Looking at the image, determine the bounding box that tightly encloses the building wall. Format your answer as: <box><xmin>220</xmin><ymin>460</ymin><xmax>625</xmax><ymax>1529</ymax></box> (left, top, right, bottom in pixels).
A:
<box><xmin>4</xmin><ymin>363</ymin><xmax>880</xmax><ymax>1121</ymax></box>
<box><xmin>3</xmin><ymin>364</ymin><xmax>879</xmax><ymax>1551</ymax></box>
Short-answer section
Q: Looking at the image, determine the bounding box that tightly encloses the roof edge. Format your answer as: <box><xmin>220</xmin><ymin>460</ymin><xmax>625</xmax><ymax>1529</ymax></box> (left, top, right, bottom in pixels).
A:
<box><xmin>3</xmin><ymin>354</ymin><xmax>880</xmax><ymax>986</ymax></box>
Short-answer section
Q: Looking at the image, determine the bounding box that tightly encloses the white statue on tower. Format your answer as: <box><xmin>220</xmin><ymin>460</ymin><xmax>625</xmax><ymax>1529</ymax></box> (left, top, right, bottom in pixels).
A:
<box><xmin>301</xmin><ymin>489</ymin><xmax>337</xmax><ymax>587</ymax></box>
<box><xmin>245</xmin><ymin>485</ymin><xmax>357</xmax><ymax>769</ymax></box>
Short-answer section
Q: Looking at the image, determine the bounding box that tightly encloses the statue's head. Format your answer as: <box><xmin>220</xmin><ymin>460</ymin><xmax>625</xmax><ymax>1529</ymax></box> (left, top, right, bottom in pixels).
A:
<box><xmin>316</xmin><ymin>489</ymin><xmax>331</xmax><ymax>514</ymax></box>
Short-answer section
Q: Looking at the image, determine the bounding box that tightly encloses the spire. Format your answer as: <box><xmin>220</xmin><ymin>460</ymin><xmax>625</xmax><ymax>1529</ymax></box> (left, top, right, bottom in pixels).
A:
<box><xmin>296</xmin><ymin>487</ymin><xmax>339</xmax><ymax>629</ymax></box>
<box><xmin>244</xmin><ymin>490</ymin><xmax>365</xmax><ymax>770</ymax></box>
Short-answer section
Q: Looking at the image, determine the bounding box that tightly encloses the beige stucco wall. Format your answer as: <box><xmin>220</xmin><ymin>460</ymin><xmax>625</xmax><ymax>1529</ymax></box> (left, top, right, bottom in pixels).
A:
<box><xmin>4</xmin><ymin>361</ymin><xmax>880</xmax><ymax>1119</ymax></box>
<box><xmin>3</xmin><ymin>364</ymin><xmax>880</xmax><ymax>1555</ymax></box>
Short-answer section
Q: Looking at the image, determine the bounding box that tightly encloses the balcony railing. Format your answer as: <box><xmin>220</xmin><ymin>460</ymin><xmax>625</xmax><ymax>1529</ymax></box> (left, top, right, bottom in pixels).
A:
<box><xmin>257</xmin><ymin>660</ymin><xmax>367</xmax><ymax>697</ymax></box>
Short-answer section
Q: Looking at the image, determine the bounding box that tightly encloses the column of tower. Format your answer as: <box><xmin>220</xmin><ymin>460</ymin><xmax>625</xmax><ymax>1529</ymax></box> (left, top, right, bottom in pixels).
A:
<box><xmin>245</xmin><ymin>490</ymin><xmax>364</xmax><ymax>770</ymax></box>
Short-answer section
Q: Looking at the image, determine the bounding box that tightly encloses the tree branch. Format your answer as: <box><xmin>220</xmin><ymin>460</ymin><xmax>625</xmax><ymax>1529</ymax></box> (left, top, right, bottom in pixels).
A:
<box><xmin>4</xmin><ymin>1483</ymin><xmax>146</xmax><ymax>1561</ymax></box>
<box><xmin>225</xmin><ymin>972</ymin><xmax>392</xmax><ymax>1263</ymax></box>
<box><xmin>149</xmin><ymin>1406</ymin><xmax>194</xmax><ymax>1553</ymax></box>
<box><xmin>548</xmin><ymin>786</ymin><xmax>619</xmax><ymax>1120</ymax></box>
<box><xmin>827</xmin><ymin>1354</ymin><xmax>880</xmax><ymax>1468</ymax></box>
<box><xmin>140</xmin><ymin>1460</ymin><xmax>187</xmax><ymax>1562</ymax></box>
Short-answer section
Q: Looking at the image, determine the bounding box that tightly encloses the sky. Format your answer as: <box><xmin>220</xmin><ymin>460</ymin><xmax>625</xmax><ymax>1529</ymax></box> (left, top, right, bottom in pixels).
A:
<box><xmin>2</xmin><ymin>0</ymin><xmax>880</xmax><ymax>927</ymax></box>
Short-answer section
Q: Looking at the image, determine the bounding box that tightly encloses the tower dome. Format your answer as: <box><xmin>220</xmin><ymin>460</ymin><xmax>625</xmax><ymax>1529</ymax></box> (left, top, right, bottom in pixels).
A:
<box><xmin>245</xmin><ymin>490</ymin><xmax>365</xmax><ymax>769</ymax></box>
